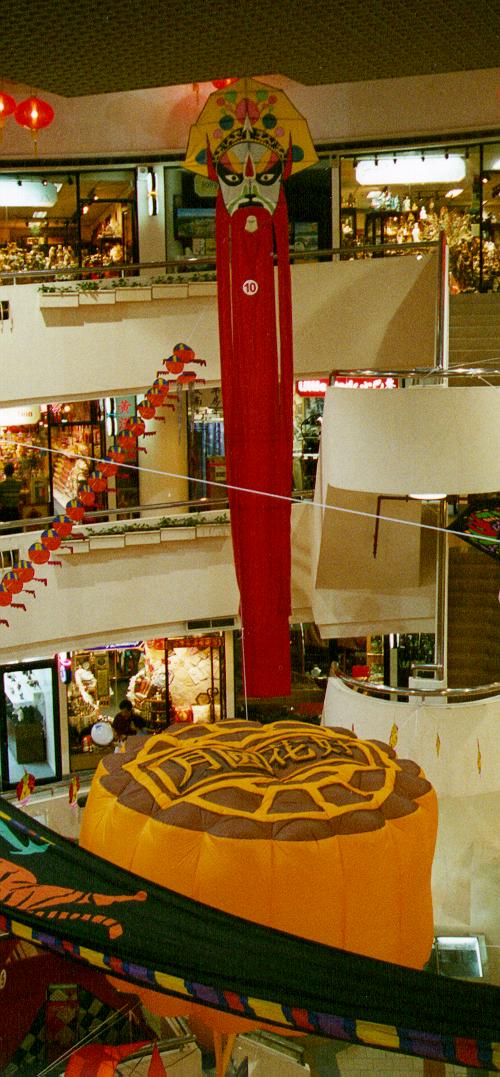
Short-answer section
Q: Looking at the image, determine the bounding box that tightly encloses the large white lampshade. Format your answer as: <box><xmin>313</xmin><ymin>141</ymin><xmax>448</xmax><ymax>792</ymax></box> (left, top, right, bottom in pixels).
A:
<box><xmin>319</xmin><ymin>385</ymin><xmax>500</xmax><ymax>495</ymax></box>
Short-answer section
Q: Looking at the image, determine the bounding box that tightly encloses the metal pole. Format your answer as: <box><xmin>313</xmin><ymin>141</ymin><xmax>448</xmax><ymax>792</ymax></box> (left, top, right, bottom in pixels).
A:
<box><xmin>433</xmin><ymin>230</ymin><xmax>449</xmax><ymax>686</ymax></box>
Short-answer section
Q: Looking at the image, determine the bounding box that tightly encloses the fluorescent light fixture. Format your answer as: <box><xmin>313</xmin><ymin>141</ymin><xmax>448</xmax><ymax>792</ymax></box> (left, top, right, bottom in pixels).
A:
<box><xmin>0</xmin><ymin>177</ymin><xmax>59</xmax><ymax>207</ymax></box>
<box><xmin>445</xmin><ymin>188</ymin><xmax>464</xmax><ymax>198</ymax></box>
<box><xmin>32</xmin><ymin>210</ymin><xmax>47</xmax><ymax>218</ymax></box>
<box><xmin>409</xmin><ymin>493</ymin><xmax>446</xmax><ymax>500</ymax></box>
<box><xmin>356</xmin><ymin>155</ymin><xmax>466</xmax><ymax>186</ymax></box>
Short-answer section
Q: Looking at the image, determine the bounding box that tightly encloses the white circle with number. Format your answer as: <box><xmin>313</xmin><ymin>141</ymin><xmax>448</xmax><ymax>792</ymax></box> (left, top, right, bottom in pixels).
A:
<box><xmin>242</xmin><ymin>279</ymin><xmax>259</xmax><ymax>295</ymax></box>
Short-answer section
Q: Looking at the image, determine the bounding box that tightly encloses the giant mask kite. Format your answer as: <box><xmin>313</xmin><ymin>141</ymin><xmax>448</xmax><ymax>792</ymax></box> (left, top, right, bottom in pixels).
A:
<box><xmin>185</xmin><ymin>79</ymin><xmax>318</xmax><ymax>698</ymax></box>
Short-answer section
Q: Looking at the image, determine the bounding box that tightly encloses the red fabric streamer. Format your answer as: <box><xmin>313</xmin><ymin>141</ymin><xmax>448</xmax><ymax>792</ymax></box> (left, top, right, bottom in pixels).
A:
<box><xmin>216</xmin><ymin>196</ymin><xmax>293</xmax><ymax>696</ymax></box>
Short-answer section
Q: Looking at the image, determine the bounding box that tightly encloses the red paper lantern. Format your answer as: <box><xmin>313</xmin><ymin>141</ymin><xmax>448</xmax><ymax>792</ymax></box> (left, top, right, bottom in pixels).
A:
<box><xmin>65</xmin><ymin>500</ymin><xmax>86</xmax><ymax>522</ymax></box>
<box><xmin>52</xmin><ymin>515</ymin><xmax>74</xmax><ymax>537</ymax></box>
<box><xmin>88</xmin><ymin>473</ymin><xmax>108</xmax><ymax>493</ymax></box>
<box><xmin>40</xmin><ymin>528</ymin><xmax>61</xmax><ymax>551</ymax></box>
<box><xmin>99</xmin><ymin>459</ymin><xmax>118</xmax><ymax>478</ymax></box>
<box><xmin>14</xmin><ymin>95</ymin><xmax>54</xmax><ymax>153</ymax></box>
<box><xmin>0</xmin><ymin>92</ymin><xmax>16</xmax><ymax>137</ymax></box>
<box><xmin>211</xmin><ymin>79</ymin><xmax>238</xmax><ymax>90</ymax></box>
<box><xmin>2</xmin><ymin>571</ymin><xmax>23</xmax><ymax>595</ymax></box>
<box><xmin>137</xmin><ymin>402</ymin><xmax>156</xmax><ymax>421</ymax></box>
<box><xmin>78</xmin><ymin>488</ymin><xmax>96</xmax><ymax>507</ymax></box>
<box><xmin>28</xmin><ymin>542</ymin><xmax>51</xmax><ymax>565</ymax></box>
<box><xmin>0</xmin><ymin>588</ymin><xmax>12</xmax><ymax>607</ymax></box>
<box><xmin>14</xmin><ymin>560</ymin><xmax>35</xmax><ymax>583</ymax></box>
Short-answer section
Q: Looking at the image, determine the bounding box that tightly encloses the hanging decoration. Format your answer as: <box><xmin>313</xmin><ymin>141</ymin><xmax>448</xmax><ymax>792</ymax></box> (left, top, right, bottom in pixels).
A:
<box><xmin>14</xmin><ymin>95</ymin><xmax>54</xmax><ymax>155</ymax></box>
<box><xmin>184</xmin><ymin>77</ymin><xmax>318</xmax><ymax>697</ymax></box>
<box><xmin>0</xmin><ymin>795</ymin><xmax>498</xmax><ymax>1072</ymax></box>
<box><xmin>0</xmin><ymin>344</ymin><xmax>204</xmax><ymax>626</ymax></box>
<box><xmin>0</xmin><ymin>91</ymin><xmax>16</xmax><ymax>141</ymax></box>
<box><xmin>16</xmin><ymin>771</ymin><xmax>36</xmax><ymax>805</ymax></box>
<box><xmin>211</xmin><ymin>78</ymin><xmax>238</xmax><ymax>90</ymax></box>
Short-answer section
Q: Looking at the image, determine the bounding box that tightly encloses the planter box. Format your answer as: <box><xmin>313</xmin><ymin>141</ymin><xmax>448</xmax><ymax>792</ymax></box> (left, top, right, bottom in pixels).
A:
<box><xmin>58</xmin><ymin>539</ymin><xmax>90</xmax><ymax>555</ymax></box>
<box><xmin>124</xmin><ymin>530</ymin><xmax>161</xmax><ymax>545</ymax></box>
<box><xmin>89</xmin><ymin>534</ymin><xmax>125</xmax><ymax>550</ymax></box>
<box><xmin>160</xmin><ymin>526</ymin><xmax>197</xmax><ymax>542</ymax></box>
<box><xmin>78</xmin><ymin>291</ymin><xmax>116</xmax><ymax>305</ymax></box>
<box><xmin>114</xmin><ymin>287</ymin><xmax>152</xmax><ymax>302</ymax></box>
<box><xmin>152</xmin><ymin>283</ymin><xmax>189</xmax><ymax>300</ymax></box>
<box><xmin>39</xmin><ymin>293</ymin><xmax>79</xmax><ymax>308</ymax></box>
<box><xmin>196</xmin><ymin>524</ymin><xmax>230</xmax><ymax>538</ymax></box>
<box><xmin>188</xmin><ymin>281</ymin><xmax>218</xmax><ymax>297</ymax></box>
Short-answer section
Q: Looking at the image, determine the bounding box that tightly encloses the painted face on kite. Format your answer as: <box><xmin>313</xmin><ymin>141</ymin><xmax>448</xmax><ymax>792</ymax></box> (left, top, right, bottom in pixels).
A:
<box><xmin>216</xmin><ymin>139</ymin><xmax>283</xmax><ymax>216</ymax></box>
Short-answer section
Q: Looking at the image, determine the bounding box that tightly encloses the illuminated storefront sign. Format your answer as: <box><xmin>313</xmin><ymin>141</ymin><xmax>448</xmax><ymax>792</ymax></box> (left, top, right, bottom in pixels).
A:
<box><xmin>296</xmin><ymin>376</ymin><xmax>397</xmax><ymax>396</ymax></box>
<box><xmin>0</xmin><ymin>405</ymin><xmax>41</xmax><ymax>425</ymax></box>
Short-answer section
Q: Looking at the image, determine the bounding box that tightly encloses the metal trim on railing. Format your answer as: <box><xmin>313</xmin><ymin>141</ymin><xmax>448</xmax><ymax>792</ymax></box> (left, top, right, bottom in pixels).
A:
<box><xmin>0</xmin><ymin>241</ymin><xmax>439</xmax><ymax>285</ymax></box>
<box><xmin>0</xmin><ymin>497</ymin><xmax>229</xmax><ymax>536</ymax></box>
<box><xmin>336</xmin><ymin>673</ymin><xmax>500</xmax><ymax>701</ymax></box>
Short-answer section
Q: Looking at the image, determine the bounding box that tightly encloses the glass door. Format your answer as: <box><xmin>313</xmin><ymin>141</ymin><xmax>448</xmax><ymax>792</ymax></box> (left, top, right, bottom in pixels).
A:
<box><xmin>0</xmin><ymin>659</ymin><xmax>61</xmax><ymax>790</ymax></box>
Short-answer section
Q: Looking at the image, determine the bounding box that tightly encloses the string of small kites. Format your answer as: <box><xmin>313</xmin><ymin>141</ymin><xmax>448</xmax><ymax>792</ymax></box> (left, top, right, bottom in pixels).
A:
<box><xmin>0</xmin><ymin>342</ymin><xmax>206</xmax><ymax>627</ymax></box>
<box><xmin>4</xmin><ymin>341</ymin><xmax>206</xmax><ymax>805</ymax></box>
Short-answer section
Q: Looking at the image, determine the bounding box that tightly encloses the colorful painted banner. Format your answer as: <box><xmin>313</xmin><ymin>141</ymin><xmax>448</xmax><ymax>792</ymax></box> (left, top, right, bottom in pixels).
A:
<box><xmin>0</xmin><ymin>798</ymin><xmax>498</xmax><ymax>1070</ymax></box>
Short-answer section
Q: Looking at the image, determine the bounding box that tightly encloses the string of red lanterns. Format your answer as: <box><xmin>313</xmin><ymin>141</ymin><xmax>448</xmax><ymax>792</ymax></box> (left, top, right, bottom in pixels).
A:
<box><xmin>0</xmin><ymin>91</ymin><xmax>54</xmax><ymax>153</ymax></box>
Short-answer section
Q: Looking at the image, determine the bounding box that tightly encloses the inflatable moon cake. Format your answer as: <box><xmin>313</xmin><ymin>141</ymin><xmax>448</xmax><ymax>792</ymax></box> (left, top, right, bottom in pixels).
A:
<box><xmin>80</xmin><ymin>720</ymin><xmax>437</xmax><ymax>969</ymax></box>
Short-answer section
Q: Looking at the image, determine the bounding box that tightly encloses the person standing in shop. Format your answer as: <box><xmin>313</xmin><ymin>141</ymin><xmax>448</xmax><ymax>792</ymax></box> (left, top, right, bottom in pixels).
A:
<box><xmin>0</xmin><ymin>462</ymin><xmax>24</xmax><ymax>533</ymax></box>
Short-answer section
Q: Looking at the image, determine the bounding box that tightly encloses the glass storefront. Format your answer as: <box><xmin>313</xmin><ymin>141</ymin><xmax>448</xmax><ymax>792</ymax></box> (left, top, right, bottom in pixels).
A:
<box><xmin>66</xmin><ymin>635</ymin><xmax>227</xmax><ymax>772</ymax></box>
<box><xmin>0</xmin><ymin>169</ymin><xmax>137</xmax><ymax>276</ymax></box>
<box><xmin>340</xmin><ymin>142</ymin><xmax>500</xmax><ymax>292</ymax></box>
<box><xmin>0</xmin><ymin>658</ymin><xmax>61</xmax><ymax>789</ymax></box>
<box><xmin>0</xmin><ymin>396</ymin><xmax>140</xmax><ymax>523</ymax></box>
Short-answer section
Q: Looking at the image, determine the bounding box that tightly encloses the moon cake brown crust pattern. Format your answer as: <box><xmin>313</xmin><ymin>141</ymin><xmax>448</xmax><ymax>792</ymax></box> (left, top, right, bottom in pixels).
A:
<box><xmin>97</xmin><ymin>720</ymin><xmax>431</xmax><ymax>841</ymax></box>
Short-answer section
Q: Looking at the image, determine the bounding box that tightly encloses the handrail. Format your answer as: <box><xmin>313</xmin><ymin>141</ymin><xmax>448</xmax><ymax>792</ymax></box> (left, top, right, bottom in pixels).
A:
<box><xmin>336</xmin><ymin>672</ymin><xmax>500</xmax><ymax>701</ymax></box>
<box><xmin>0</xmin><ymin>496</ymin><xmax>229</xmax><ymax>537</ymax></box>
<box><xmin>0</xmin><ymin>241</ymin><xmax>438</xmax><ymax>285</ymax></box>
<box><xmin>329</xmin><ymin>365</ymin><xmax>500</xmax><ymax>380</ymax></box>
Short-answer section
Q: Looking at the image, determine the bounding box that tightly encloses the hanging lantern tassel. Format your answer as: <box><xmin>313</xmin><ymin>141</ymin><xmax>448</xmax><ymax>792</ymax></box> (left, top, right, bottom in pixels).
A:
<box><xmin>0</xmin><ymin>91</ymin><xmax>17</xmax><ymax>142</ymax></box>
<box><xmin>389</xmin><ymin>722</ymin><xmax>398</xmax><ymax>749</ymax></box>
<box><xmin>14</xmin><ymin>95</ymin><xmax>54</xmax><ymax>156</ymax></box>
<box><xmin>477</xmin><ymin>738</ymin><xmax>482</xmax><ymax>775</ymax></box>
<box><xmin>435</xmin><ymin>732</ymin><xmax>441</xmax><ymax>757</ymax></box>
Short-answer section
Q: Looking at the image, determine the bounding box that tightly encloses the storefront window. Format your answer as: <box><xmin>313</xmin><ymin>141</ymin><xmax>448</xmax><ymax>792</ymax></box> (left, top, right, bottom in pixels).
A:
<box><xmin>0</xmin><ymin>404</ymin><xmax>50</xmax><ymax>523</ymax></box>
<box><xmin>79</xmin><ymin>171</ymin><xmax>136</xmax><ymax>270</ymax></box>
<box><xmin>164</xmin><ymin>160</ymin><xmax>331</xmax><ymax>268</ymax></box>
<box><xmin>0</xmin><ymin>169</ymin><xmax>137</xmax><ymax>277</ymax></box>
<box><xmin>339</xmin><ymin>144</ymin><xmax>500</xmax><ymax>292</ymax></box>
<box><xmin>48</xmin><ymin>400</ymin><xmax>104</xmax><ymax>515</ymax></box>
<box><xmin>481</xmin><ymin>142</ymin><xmax>500</xmax><ymax>292</ymax></box>
<box><xmin>67</xmin><ymin>636</ymin><xmax>226</xmax><ymax>771</ymax></box>
<box><xmin>187</xmin><ymin>386</ymin><xmax>226</xmax><ymax>505</ymax></box>
<box><xmin>0</xmin><ymin>659</ymin><xmax>61</xmax><ymax>789</ymax></box>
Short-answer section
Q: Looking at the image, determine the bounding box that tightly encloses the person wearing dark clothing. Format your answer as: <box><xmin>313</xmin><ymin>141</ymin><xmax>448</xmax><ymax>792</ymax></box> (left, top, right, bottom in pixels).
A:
<box><xmin>112</xmin><ymin>698</ymin><xmax>146</xmax><ymax>739</ymax></box>
<box><xmin>0</xmin><ymin>463</ymin><xmax>24</xmax><ymax>532</ymax></box>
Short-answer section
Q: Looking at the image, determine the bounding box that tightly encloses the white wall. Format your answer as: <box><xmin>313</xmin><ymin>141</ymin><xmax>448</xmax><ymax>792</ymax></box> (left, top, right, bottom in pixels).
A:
<box><xmin>0</xmin><ymin>253</ymin><xmax>438</xmax><ymax>406</ymax></box>
<box><xmin>1</xmin><ymin>68</ymin><xmax>499</xmax><ymax>159</ymax></box>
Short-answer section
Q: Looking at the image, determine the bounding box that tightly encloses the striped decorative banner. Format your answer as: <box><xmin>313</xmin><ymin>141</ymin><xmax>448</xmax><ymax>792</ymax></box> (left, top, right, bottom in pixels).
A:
<box><xmin>0</xmin><ymin>799</ymin><xmax>498</xmax><ymax>1070</ymax></box>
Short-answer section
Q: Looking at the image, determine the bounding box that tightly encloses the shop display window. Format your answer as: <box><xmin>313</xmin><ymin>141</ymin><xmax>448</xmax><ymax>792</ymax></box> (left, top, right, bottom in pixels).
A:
<box><xmin>0</xmin><ymin>169</ymin><xmax>137</xmax><ymax>277</ymax></box>
<box><xmin>47</xmin><ymin>400</ymin><xmax>105</xmax><ymax>515</ymax></box>
<box><xmin>67</xmin><ymin>636</ymin><xmax>227</xmax><ymax>770</ymax></box>
<box><xmin>0</xmin><ymin>659</ymin><xmax>61</xmax><ymax>789</ymax></box>
<box><xmin>187</xmin><ymin>386</ymin><xmax>227</xmax><ymax>506</ymax></box>
<box><xmin>164</xmin><ymin>161</ymin><xmax>331</xmax><ymax>268</ymax></box>
<box><xmin>340</xmin><ymin>144</ymin><xmax>499</xmax><ymax>292</ymax></box>
<box><xmin>0</xmin><ymin>405</ymin><xmax>50</xmax><ymax>522</ymax></box>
